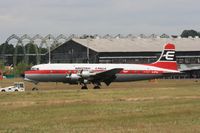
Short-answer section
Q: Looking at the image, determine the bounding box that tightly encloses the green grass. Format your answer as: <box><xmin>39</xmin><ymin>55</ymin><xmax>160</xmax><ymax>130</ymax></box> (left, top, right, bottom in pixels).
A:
<box><xmin>0</xmin><ymin>79</ymin><xmax>200</xmax><ymax>133</ymax></box>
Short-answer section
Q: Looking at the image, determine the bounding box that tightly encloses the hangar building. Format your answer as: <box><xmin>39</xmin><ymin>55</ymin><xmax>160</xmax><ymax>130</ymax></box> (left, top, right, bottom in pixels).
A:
<box><xmin>48</xmin><ymin>37</ymin><xmax>200</xmax><ymax>79</ymax></box>
<box><xmin>49</xmin><ymin>37</ymin><xmax>200</xmax><ymax>64</ymax></box>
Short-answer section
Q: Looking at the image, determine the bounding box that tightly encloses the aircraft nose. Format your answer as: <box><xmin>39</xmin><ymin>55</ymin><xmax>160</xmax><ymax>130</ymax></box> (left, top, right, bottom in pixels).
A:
<box><xmin>23</xmin><ymin>71</ymin><xmax>31</xmax><ymax>80</ymax></box>
<box><xmin>23</xmin><ymin>72</ymin><xmax>32</xmax><ymax>82</ymax></box>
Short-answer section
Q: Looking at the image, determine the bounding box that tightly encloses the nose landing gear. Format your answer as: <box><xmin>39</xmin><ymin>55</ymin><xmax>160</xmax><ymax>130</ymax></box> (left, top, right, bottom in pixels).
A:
<box><xmin>32</xmin><ymin>87</ymin><xmax>39</xmax><ymax>91</ymax></box>
<box><xmin>32</xmin><ymin>82</ymin><xmax>39</xmax><ymax>91</ymax></box>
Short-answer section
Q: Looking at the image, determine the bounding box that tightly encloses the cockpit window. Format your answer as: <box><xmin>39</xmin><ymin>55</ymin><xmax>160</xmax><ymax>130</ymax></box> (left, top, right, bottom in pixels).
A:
<box><xmin>31</xmin><ymin>67</ymin><xmax>39</xmax><ymax>70</ymax></box>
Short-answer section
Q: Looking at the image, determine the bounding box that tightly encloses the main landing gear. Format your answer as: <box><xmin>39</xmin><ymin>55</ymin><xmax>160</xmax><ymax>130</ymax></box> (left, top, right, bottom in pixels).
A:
<box><xmin>81</xmin><ymin>84</ymin><xmax>88</xmax><ymax>89</ymax></box>
<box><xmin>93</xmin><ymin>82</ymin><xmax>101</xmax><ymax>89</ymax></box>
<box><xmin>93</xmin><ymin>86</ymin><xmax>100</xmax><ymax>89</ymax></box>
<box><xmin>80</xmin><ymin>83</ymin><xmax>101</xmax><ymax>89</ymax></box>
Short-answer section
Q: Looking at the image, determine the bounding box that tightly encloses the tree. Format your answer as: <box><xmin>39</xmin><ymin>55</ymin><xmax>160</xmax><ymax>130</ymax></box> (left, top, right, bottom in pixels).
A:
<box><xmin>15</xmin><ymin>45</ymin><xmax>25</xmax><ymax>64</ymax></box>
<box><xmin>0</xmin><ymin>43</ymin><xmax>14</xmax><ymax>54</ymax></box>
<box><xmin>25</xmin><ymin>43</ymin><xmax>38</xmax><ymax>64</ymax></box>
<box><xmin>181</xmin><ymin>30</ymin><xmax>199</xmax><ymax>38</ymax></box>
<box><xmin>14</xmin><ymin>62</ymin><xmax>31</xmax><ymax>76</ymax></box>
<box><xmin>40</xmin><ymin>47</ymin><xmax>48</xmax><ymax>54</ymax></box>
<box><xmin>0</xmin><ymin>59</ymin><xmax>5</xmax><ymax>70</ymax></box>
<box><xmin>0</xmin><ymin>43</ymin><xmax>14</xmax><ymax>65</ymax></box>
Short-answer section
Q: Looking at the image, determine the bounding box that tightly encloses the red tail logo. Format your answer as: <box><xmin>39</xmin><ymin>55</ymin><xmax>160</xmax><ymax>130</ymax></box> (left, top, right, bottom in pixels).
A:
<box><xmin>151</xmin><ymin>43</ymin><xmax>178</xmax><ymax>70</ymax></box>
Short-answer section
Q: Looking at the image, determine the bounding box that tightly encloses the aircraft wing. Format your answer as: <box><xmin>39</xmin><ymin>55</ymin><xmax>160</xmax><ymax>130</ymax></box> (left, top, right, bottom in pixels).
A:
<box><xmin>180</xmin><ymin>68</ymin><xmax>200</xmax><ymax>72</ymax></box>
<box><xmin>90</xmin><ymin>68</ymin><xmax>123</xmax><ymax>86</ymax></box>
<box><xmin>177</xmin><ymin>64</ymin><xmax>200</xmax><ymax>78</ymax></box>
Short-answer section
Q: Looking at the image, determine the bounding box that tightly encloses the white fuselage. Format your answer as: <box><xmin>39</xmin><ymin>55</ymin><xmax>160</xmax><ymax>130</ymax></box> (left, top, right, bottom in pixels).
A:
<box><xmin>24</xmin><ymin>43</ymin><xmax>179</xmax><ymax>88</ymax></box>
<box><xmin>25</xmin><ymin>63</ymin><xmax>178</xmax><ymax>84</ymax></box>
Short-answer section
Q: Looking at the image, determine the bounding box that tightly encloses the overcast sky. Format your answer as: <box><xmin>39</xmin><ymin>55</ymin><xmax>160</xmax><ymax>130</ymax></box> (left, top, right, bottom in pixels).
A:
<box><xmin>0</xmin><ymin>0</ymin><xmax>200</xmax><ymax>43</ymax></box>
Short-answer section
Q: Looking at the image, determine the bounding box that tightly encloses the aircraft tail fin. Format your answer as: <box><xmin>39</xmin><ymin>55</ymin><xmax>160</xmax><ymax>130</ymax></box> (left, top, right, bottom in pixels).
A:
<box><xmin>151</xmin><ymin>43</ymin><xmax>178</xmax><ymax>71</ymax></box>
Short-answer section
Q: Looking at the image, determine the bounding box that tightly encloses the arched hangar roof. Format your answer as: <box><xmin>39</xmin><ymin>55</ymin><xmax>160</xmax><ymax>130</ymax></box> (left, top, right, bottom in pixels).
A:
<box><xmin>50</xmin><ymin>38</ymin><xmax>200</xmax><ymax>53</ymax></box>
<box><xmin>72</xmin><ymin>38</ymin><xmax>200</xmax><ymax>52</ymax></box>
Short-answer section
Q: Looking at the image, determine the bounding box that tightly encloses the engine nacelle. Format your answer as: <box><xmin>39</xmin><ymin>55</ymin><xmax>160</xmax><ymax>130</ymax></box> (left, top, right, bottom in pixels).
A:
<box><xmin>78</xmin><ymin>70</ymin><xmax>95</xmax><ymax>78</ymax></box>
<box><xmin>66</xmin><ymin>74</ymin><xmax>80</xmax><ymax>84</ymax></box>
<box><xmin>66</xmin><ymin>71</ymin><xmax>94</xmax><ymax>84</ymax></box>
<box><xmin>83</xmin><ymin>79</ymin><xmax>90</xmax><ymax>84</ymax></box>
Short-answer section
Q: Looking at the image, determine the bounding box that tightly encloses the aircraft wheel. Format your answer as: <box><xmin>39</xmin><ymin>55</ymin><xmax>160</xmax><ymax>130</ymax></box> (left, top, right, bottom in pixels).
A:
<box><xmin>1</xmin><ymin>90</ymin><xmax>5</xmax><ymax>92</ymax></box>
<box><xmin>93</xmin><ymin>86</ymin><xmax>101</xmax><ymax>89</ymax></box>
<box><xmin>32</xmin><ymin>87</ymin><xmax>39</xmax><ymax>91</ymax></box>
<box><xmin>81</xmin><ymin>86</ymin><xmax>88</xmax><ymax>90</ymax></box>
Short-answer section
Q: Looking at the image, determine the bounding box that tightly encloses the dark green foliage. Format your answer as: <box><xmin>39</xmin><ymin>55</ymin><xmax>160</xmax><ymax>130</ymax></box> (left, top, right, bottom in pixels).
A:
<box><xmin>15</xmin><ymin>45</ymin><xmax>25</xmax><ymax>54</ymax></box>
<box><xmin>181</xmin><ymin>30</ymin><xmax>199</xmax><ymax>38</ymax></box>
<box><xmin>25</xmin><ymin>43</ymin><xmax>38</xmax><ymax>54</ymax></box>
<box><xmin>0</xmin><ymin>42</ymin><xmax>48</xmax><ymax>65</ymax></box>
<box><xmin>40</xmin><ymin>47</ymin><xmax>48</xmax><ymax>54</ymax></box>
<box><xmin>0</xmin><ymin>60</ymin><xmax>4</xmax><ymax>70</ymax></box>
<box><xmin>25</xmin><ymin>43</ymin><xmax>38</xmax><ymax>64</ymax></box>
<box><xmin>14</xmin><ymin>62</ymin><xmax>31</xmax><ymax>76</ymax></box>
<box><xmin>0</xmin><ymin>42</ymin><xmax>14</xmax><ymax>54</ymax></box>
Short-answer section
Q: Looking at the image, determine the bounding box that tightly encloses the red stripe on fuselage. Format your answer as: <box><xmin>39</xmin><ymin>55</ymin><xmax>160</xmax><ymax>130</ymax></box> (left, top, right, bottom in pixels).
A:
<box><xmin>25</xmin><ymin>70</ymin><xmax>77</xmax><ymax>75</ymax></box>
<box><xmin>148</xmin><ymin>61</ymin><xmax>178</xmax><ymax>70</ymax></box>
<box><xmin>25</xmin><ymin>70</ymin><xmax>164</xmax><ymax>75</ymax></box>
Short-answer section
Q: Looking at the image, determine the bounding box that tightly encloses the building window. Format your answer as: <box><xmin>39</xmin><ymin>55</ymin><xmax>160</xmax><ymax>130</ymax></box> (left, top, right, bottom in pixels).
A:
<box><xmin>177</xmin><ymin>58</ymin><xmax>184</xmax><ymax>64</ymax></box>
<box><xmin>184</xmin><ymin>58</ymin><xmax>190</xmax><ymax>64</ymax></box>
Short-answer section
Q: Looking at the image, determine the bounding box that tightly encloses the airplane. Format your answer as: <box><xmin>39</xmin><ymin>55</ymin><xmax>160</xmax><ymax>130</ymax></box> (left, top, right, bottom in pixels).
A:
<box><xmin>24</xmin><ymin>43</ymin><xmax>179</xmax><ymax>89</ymax></box>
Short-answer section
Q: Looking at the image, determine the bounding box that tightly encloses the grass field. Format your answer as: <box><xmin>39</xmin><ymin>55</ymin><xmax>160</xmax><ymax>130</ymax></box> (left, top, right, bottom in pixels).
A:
<box><xmin>0</xmin><ymin>79</ymin><xmax>200</xmax><ymax>133</ymax></box>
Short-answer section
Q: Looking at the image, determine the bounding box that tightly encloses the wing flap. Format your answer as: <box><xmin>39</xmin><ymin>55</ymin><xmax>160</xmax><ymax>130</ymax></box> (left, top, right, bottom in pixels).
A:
<box><xmin>94</xmin><ymin>68</ymin><xmax>123</xmax><ymax>78</ymax></box>
<box><xmin>90</xmin><ymin>68</ymin><xmax>123</xmax><ymax>85</ymax></box>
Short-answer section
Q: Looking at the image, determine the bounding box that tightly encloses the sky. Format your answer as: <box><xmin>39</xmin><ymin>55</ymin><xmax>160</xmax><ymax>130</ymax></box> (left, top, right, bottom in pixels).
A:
<box><xmin>0</xmin><ymin>0</ymin><xmax>200</xmax><ymax>43</ymax></box>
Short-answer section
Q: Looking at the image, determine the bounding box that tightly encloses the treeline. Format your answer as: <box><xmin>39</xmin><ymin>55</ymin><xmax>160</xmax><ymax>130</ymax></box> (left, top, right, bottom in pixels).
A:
<box><xmin>0</xmin><ymin>43</ymin><xmax>48</xmax><ymax>76</ymax></box>
<box><xmin>181</xmin><ymin>30</ymin><xmax>200</xmax><ymax>38</ymax></box>
<box><xmin>0</xmin><ymin>60</ymin><xmax>29</xmax><ymax>77</ymax></box>
<box><xmin>0</xmin><ymin>42</ymin><xmax>48</xmax><ymax>65</ymax></box>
